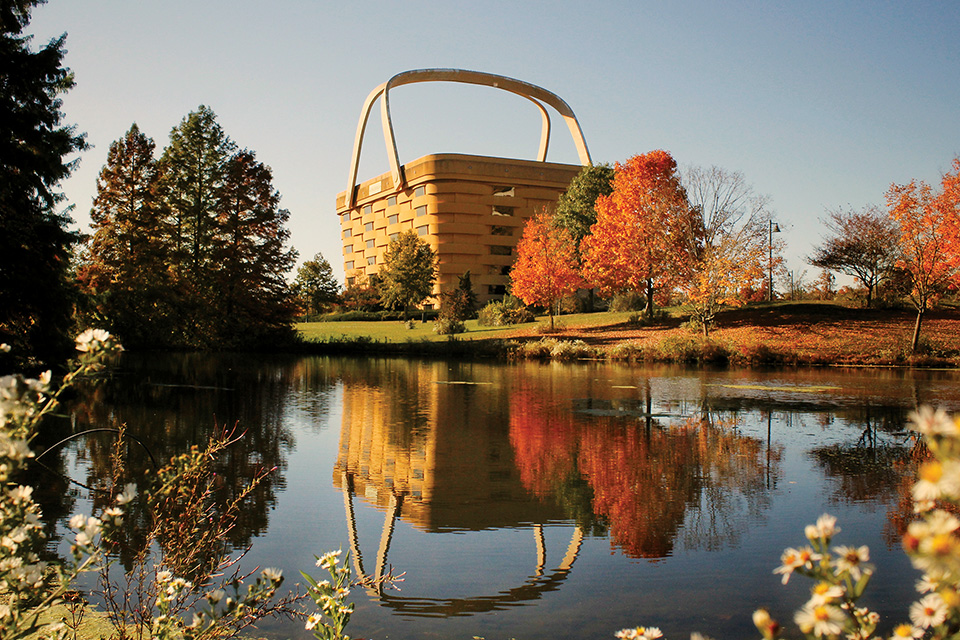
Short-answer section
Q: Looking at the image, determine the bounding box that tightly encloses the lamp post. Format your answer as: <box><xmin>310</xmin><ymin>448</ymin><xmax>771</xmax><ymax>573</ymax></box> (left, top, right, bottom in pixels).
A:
<box><xmin>768</xmin><ymin>220</ymin><xmax>781</xmax><ymax>302</ymax></box>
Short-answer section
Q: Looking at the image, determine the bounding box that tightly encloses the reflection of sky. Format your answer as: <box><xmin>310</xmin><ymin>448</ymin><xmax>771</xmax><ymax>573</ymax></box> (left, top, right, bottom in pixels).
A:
<box><xmin>61</xmin><ymin>357</ymin><xmax>958</xmax><ymax>640</ymax></box>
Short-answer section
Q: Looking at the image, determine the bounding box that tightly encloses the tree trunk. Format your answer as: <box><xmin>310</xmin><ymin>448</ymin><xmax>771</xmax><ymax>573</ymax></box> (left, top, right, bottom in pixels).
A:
<box><xmin>645</xmin><ymin>278</ymin><xmax>654</xmax><ymax>321</ymax></box>
<box><xmin>912</xmin><ymin>307</ymin><xmax>925</xmax><ymax>354</ymax></box>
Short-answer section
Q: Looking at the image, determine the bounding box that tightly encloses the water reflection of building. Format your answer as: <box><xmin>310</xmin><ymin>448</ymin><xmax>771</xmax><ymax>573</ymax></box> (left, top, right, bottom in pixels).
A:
<box><xmin>332</xmin><ymin>361</ymin><xmax>581</xmax><ymax>615</ymax></box>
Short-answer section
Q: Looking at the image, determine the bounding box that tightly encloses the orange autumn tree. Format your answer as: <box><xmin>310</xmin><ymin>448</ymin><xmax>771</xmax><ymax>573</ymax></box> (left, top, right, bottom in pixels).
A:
<box><xmin>581</xmin><ymin>150</ymin><xmax>694</xmax><ymax>320</ymax></box>
<box><xmin>886</xmin><ymin>158</ymin><xmax>960</xmax><ymax>353</ymax></box>
<box><xmin>510</xmin><ymin>209</ymin><xmax>583</xmax><ymax>330</ymax></box>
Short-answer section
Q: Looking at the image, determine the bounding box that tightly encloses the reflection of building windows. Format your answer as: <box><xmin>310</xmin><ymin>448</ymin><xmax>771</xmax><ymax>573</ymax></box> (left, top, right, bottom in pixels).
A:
<box><xmin>414</xmin><ymin>185</ymin><xmax>425</xmax><ymax>198</ymax></box>
<box><xmin>492</xmin><ymin>205</ymin><xmax>514</xmax><ymax>216</ymax></box>
<box><xmin>490</xmin><ymin>245</ymin><xmax>512</xmax><ymax>256</ymax></box>
<box><xmin>345</xmin><ymin>261</ymin><xmax>354</xmax><ymax>270</ymax></box>
<box><xmin>343</xmin><ymin>228</ymin><xmax>352</xmax><ymax>238</ymax></box>
<box><xmin>364</xmin><ymin>222</ymin><xmax>373</xmax><ymax>231</ymax></box>
<box><xmin>366</xmin><ymin>239</ymin><xmax>375</xmax><ymax>249</ymax></box>
<box><xmin>493</xmin><ymin>185</ymin><xmax>515</xmax><ymax>197</ymax></box>
<box><xmin>362</xmin><ymin>204</ymin><xmax>372</xmax><ymax>216</ymax></box>
<box><xmin>416</xmin><ymin>226</ymin><xmax>428</xmax><ymax>236</ymax></box>
<box><xmin>490</xmin><ymin>225</ymin><xmax>512</xmax><ymax>236</ymax></box>
<box><xmin>488</xmin><ymin>284</ymin><xmax>507</xmax><ymax>295</ymax></box>
<box><xmin>367</xmin><ymin>256</ymin><xmax>376</xmax><ymax>266</ymax></box>
<box><xmin>387</xmin><ymin>195</ymin><xmax>397</xmax><ymax>206</ymax></box>
<box><xmin>388</xmin><ymin>214</ymin><xmax>398</xmax><ymax>225</ymax></box>
<box><xmin>415</xmin><ymin>206</ymin><xmax>427</xmax><ymax>217</ymax></box>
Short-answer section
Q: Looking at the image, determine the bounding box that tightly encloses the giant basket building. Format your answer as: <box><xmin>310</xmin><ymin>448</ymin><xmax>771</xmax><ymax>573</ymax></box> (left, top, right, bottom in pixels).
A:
<box><xmin>335</xmin><ymin>69</ymin><xmax>593</xmax><ymax>305</ymax></box>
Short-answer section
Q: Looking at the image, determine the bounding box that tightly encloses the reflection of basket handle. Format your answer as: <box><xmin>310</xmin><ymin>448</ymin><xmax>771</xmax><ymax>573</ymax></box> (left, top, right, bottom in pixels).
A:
<box><xmin>345</xmin><ymin>68</ymin><xmax>593</xmax><ymax>208</ymax></box>
<box><xmin>340</xmin><ymin>471</ymin><xmax>583</xmax><ymax>616</ymax></box>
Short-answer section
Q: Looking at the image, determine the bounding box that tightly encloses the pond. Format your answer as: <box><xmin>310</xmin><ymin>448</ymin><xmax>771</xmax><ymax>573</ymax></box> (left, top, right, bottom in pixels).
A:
<box><xmin>48</xmin><ymin>354</ymin><xmax>960</xmax><ymax>639</ymax></box>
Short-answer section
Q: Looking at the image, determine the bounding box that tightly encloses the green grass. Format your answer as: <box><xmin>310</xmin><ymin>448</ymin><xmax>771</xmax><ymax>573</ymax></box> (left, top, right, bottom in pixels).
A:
<box><xmin>295</xmin><ymin>309</ymin><xmax>663</xmax><ymax>344</ymax></box>
<box><xmin>296</xmin><ymin>317</ymin><xmax>531</xmax><ymax>343</ymax></box>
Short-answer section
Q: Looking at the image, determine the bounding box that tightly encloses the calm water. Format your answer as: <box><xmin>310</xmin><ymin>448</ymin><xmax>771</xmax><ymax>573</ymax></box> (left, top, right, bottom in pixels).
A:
<box><xmin>50</xmin><ymin>355</ymin><xmax>960</xmax><ymax>639</ymax></box>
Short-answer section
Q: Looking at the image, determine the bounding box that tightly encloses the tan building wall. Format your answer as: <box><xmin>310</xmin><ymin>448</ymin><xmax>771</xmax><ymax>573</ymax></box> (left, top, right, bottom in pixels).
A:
<box><xmin>334</xmin><ymin>153</ymin><xmax>582</xmax><ymax>305</ymax></box>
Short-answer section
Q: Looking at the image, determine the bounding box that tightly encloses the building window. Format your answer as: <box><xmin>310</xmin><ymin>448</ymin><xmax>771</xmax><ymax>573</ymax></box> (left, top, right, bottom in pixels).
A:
<box><xmin>342</xmin><ymin>211</ymin><xmax>351</xmax><ymax>221</ymax></box>
<box><xmin>342</xmin><ymin>228</ymin><xmax>352</xmax><ymax>238</ymax></box>
<box><xmin>490</xmin><ymin>225</ymin><xmax>512</xmax><ymax>236</ymax></box>
<box><xmin>500</xmin><ymin>265</ymin><xmax>511</xmax><ymax>276</ymax></box>
<box><xmin>490</xmin><ymin>245</ymin><xmax>512</xmax><ymax>256</ymax></box>
<box><xmin>493</xmin><ymin>186</ymin><xmax>514</xmax><ymax>197</ymax></box>
<box><xmin>344</xmin><ymin>244</ymin><xmax>353</xmax><ymax>254</ymax></box>
<box><xmin>364</xmin><ymin>221</ymin><xmax>373</xmax><ymax>231</ymax></box>
<box><xmin>387</xmin><ymin>195</ymin><xmax>397</xmax><ymax>206</ymax></box>
<box><xmin>346</xmin><ymin>276</ymin><xmax>355</xmax><ymax>286</ymax></box>
<box><xmin>487</xmin><ymin>284</ymin><xmax>507</xmax><ymax>295</ymax></box>
<box><xmin>416</xmin><ymin>226</ymin><xmax>428</xmax><ymax>236</ymax></box>
<box><xmin>390</xmin><ymin>232</ymin><xmax>399</xmax><ymax>241</ymax></box>
<box><xmin>362</xmin><ymin>204</ymin><xmax>372</xmax><ymax>216</ymax></box>
<box><xmin>366</xmin><ymin>239</ymin><xmax>375</xmax><ymax>249</ymax></box>
<box><xmin>345</xmin><ymin>261</ymin><xmax>354</xmax><ymax>270</ymax></box>
<box><xmin>388</xmin><ymin>214</ymin><xmax>398</xmax><ymax>226</ymax></box>
<box><xmin>414</xmin><ymin>185</ymin><xmax>425</xmax><ymax>198</ymax></box>
<box><xmin>492</xmin><ymin>205</ymin><xmax>515</xmax><ymax>217</ymax></box>
<box><xmin>415</xmin><ymin>205</ymin><xmax>427</xmax><ymax>217</ymax></box>
<box><xmin>367</xmin><ymin>256</ymin><xmax>376</xmax><ymax>266</ymax></box>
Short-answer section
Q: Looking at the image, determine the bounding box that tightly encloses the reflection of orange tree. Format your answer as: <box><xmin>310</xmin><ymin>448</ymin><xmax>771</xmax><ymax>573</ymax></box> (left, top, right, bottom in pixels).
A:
<box><xmin>510</xmin><ymin>391</ymin><xmax>776</xmax><ymax>559</ymax></box>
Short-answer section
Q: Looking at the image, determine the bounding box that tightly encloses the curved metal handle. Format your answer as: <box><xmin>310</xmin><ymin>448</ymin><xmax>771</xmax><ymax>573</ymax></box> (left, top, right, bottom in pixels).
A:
<box><xmin>345</xmin><ymin>68</ymin><xmax>593</xmax><ymax>209</ymax></box>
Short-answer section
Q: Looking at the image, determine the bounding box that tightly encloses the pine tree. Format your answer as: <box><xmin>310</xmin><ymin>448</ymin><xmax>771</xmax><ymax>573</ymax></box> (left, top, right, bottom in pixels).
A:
<box><xmin>160</xmin><ymin>105</ymin><xmax>236</xmax><ymax>283</ymax></box>
<box><xmin>79</xmin><ymin>124</ymin><xmax>177</xmax><ymax>346</ymax></box>
<box><xmin>0</xmin><ymin>1</ymin><xmax>87</xmax><ymax>368</ymax></box>
<box><xmin>211</xmin><ymin>150</ymin><xmax>298</xmax><ymax>345</ymax></box>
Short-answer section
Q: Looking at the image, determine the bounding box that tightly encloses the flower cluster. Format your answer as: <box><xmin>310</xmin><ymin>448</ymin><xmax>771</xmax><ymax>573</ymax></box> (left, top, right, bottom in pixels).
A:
<box><xmin>1</xmin><ymin>332</ymin><xmax>134</xmax><ymax>640</ymax></box>
<box><xmin>613</xmin><ymin>405</ymin><xmax>960</xmax><ymax>640</ymax></box>
<box><xmin>302</xmin><ymin>549</ymin><xmax>356</xmax><ymax>640</ymax></box>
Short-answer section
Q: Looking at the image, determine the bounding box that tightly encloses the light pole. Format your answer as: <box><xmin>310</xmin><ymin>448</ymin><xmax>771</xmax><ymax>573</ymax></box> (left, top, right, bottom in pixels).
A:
<box><xmin>768</xmin><ymin>220</ymin><xmax>781</xmax><ymax>302</ymax></box>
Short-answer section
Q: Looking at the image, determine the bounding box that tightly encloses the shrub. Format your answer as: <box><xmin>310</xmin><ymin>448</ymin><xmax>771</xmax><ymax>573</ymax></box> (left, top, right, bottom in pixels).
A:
<box><xmin>477</xmin><ymin>296</ymin><xmax>534</xmax><ymax>326</ymax></box>
<box><xmin>433</xmin><ymin>317</ymin><xmax>465</xmax><ymax>335</ymax></box>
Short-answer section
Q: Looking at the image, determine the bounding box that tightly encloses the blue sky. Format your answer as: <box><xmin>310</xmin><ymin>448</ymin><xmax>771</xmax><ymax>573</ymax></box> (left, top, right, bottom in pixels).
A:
<box><xmin>30</xmin><ymin>1</ymin><xmax>960</xmax><ymax>284</ymax></box>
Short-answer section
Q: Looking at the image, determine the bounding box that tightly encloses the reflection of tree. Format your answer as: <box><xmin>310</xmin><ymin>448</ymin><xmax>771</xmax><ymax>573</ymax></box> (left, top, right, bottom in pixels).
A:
<box><xmin>509</xmin><ymin>390</ymin><xmax>778</xmax><ymax>559</ymax></box>
<box><xmin>63</xmin><ymin>353</ymin><xmax>309</xmax><ymax>569</ymax></box>
<box><xmin>809</xmin><ymin>405</ymin><xmax>922</xmax><ymax>545</ymax></box>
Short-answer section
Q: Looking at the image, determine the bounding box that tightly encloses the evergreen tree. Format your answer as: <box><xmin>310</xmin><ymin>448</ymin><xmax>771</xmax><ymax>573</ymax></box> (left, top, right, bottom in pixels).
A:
<box><xmin>0</xmin><ymin>0</ymin><xmax>87</xmax><ymax>368</ymax></box>
<box><xmin>78</xmin><ymin>124</ymin><xmax>177</xmax><ymax>347</ymax></box>
<box><xmin>294</xmin><ymin>252</ymin><xmax>340</xmax><ymax>315</ymax></box>
<box><xmin>160</xmin><ymin>105</ymin><xmax>236</xmax><ymax>284</ymax></box>
<box><xmin>439</xmin><ymin>270</ymin><xmax>478</xmax><ymax>321</ymax></box>
<box><xmin>211</xmin><ymin>150</ymin><xmax>298</xmax><ymax>345</ymax></box>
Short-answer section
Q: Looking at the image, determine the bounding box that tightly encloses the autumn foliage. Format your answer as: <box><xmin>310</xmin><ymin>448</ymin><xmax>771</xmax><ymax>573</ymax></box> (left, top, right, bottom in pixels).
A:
<box><xmin>581</xmin><ymin>151</ymin><xmax>694</xmax><ymax>319</ymax></box>
<box><xmin>886</xmin><ymin>158</ymin><xmax>960</xmax><ymax>352</ymax></box>
<box><xmin>510</xmin><ymin>210</ymin><xmax>583</xmax><ymax>330</ymax></box>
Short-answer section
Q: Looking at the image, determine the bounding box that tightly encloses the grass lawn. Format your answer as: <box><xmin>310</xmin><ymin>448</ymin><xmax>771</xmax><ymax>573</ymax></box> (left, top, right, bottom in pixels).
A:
<box><xmin>295</xmin><ymin>310</ymin><xmax>647</xmax><ymax>344</ymax></box>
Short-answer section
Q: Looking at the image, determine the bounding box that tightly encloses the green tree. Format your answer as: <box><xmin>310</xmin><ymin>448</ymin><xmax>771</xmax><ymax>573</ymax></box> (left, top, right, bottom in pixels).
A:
<box><xmin>78</xmin><ymin>124</ymin><xmax>177</xmax><ymax>347</ymax></box>
<box><xmin>378</xmin><ymin>231</ymin><xmax>437</xmax><ymax>317</ymax></box>
<box><xmin>554</xmin><ymin>163</ymin><xmax>614</xmax><ymax>255</ymax></box>
<box><xmin>294</xmin><ymin>252</ymin><xmax>341</xmax><ymax>316</ymax></box>
<box><xmin>210</xmin><ymin>149</ymin><xmax>298</xmax><ymax>345</ymax></box>
<box><xmin>160</xmin><ymin>105</ymin><xmax>236</xmax><ymax>283</ymax></box>
<box><xmin>0</xmin><ymin>0</ymin><xmax>87</xmax><ymax>368</ymax></box>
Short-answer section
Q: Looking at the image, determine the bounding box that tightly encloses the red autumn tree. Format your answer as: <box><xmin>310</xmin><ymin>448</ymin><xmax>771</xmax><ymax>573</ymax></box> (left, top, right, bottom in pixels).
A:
<box><xmin>510</xmin><ymin>210</ymin><xmax>583</xmax><ymax>330</ymax></box>
<box><xmin>886</xmin><ymin>158</ymin><xmax>960</xmax><ymax>353</ymax></box>
<box><xmin>580</xmin><ymin>150</ymin><xmax>694</xmax><ymax>320</ymax></box>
